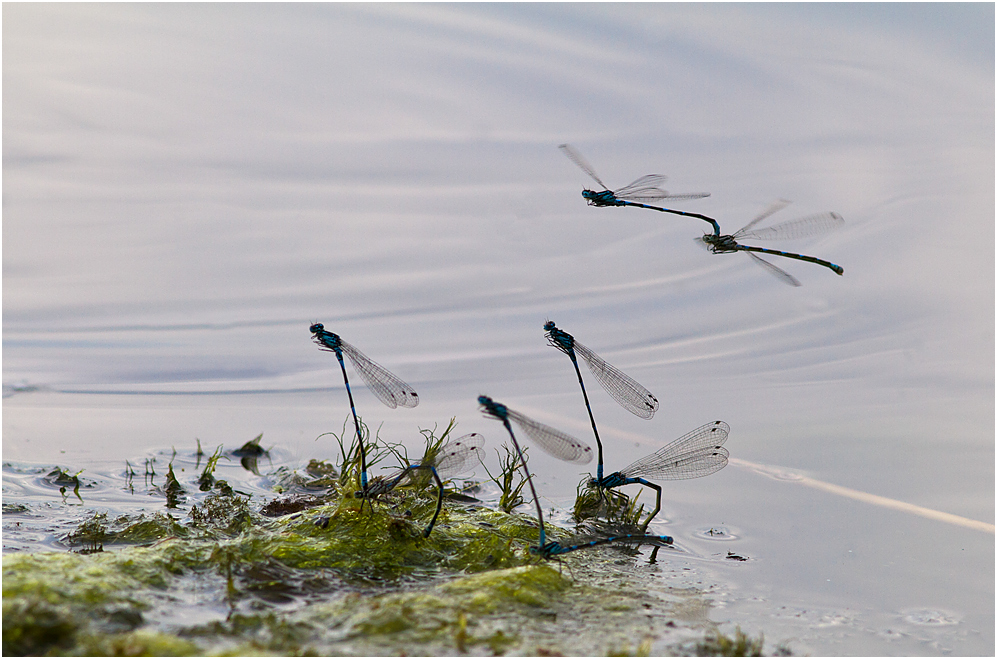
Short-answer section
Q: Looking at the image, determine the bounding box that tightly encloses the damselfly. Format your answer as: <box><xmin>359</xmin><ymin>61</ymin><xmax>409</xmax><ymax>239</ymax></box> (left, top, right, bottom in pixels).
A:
<box><xmin>559</xmin><ymin>144</ymin><xmax>720</xmax><ymax>235</ymax></box>
<box><xmin>593</xmin><ymin>421</ymin><xmax>729</xmax><ymax>529</ymax></box>
<box><xmin>699</xmin><ymin>200</ymin><xmax>844</xmax><ymax>286</ymax></box>
<box><xmin>533</xmin><ymin>531</ymin><xmax>674</xmax><ymax>559</ymax></box>
<box><xmin>478</xmin><ymin>395</ymin><xmax>591</xmax><ymax>549</ymax></box>
<box><xmin>478</xmin><ymin>396</ymin><xmax>673</xmax><ymax>560</ymax></box>
<box><xmin>544</xmin><ymin>320</ymin><xmax>658</xmax><ymax>481</ymax></box>
<box><xmin>310</xmin><ymin>323</ymin><xmax>419</xmax><ymax>490</ymax></box>
<box><xmin>357</xmin><ymin>433</ymin><xmax>485</xmax><ymax>537</ymax></box>
<box><xmin>589</xmin><ymin>420</ymin><xmax>728</xmax><ymax>561</ymax></box>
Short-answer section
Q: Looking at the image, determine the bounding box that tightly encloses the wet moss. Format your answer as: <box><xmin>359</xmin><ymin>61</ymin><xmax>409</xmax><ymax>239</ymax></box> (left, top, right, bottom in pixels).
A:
<box><xmin>76</xmin><ymin>629</ymin><xmax>202</xmax><ymax>656</ymax></box>
<box><xmin>111</xmin><ymin>511</ymin><xmax>189</xmax><ymax>545</ymax></box>
<box><xmin>67</xmin><ymin>511</ymin><xmax>108</xmax><ymax>553</ymax></box>
<box><xmin>4</xmin><ymin>430</ymin><xmax>736</xmax><ymax>656</ymax></box>
<box><xmin>696</xmin><ymin>626</ymin><xmax>766</xmax><ymax>656</ymax></box>
<box><xmin>2</xmin><ymin>593</ymin><xmax>82</xmax><ymax>655</ymax></box>
<box><xmin>2</xmin><ymin>550</ymin><xmax>156</xmax><ymax>655</ymax></box>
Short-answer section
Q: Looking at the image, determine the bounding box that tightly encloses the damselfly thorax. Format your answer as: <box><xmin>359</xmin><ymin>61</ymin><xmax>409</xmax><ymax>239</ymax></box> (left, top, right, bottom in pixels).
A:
<box><xmin>701</xmin><ymin>233</ymin><xmax>740</xmax><ymax>253</ymax></box>
<box><xmin>582</xmin><ymin>189</ymin><xmax>627</xmax><ymax>206</ymax></box>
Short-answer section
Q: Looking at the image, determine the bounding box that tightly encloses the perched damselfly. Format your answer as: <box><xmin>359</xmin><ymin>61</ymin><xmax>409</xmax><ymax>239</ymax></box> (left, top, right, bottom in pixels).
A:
<box><xmin>544</xmin><ymin>320</ymin><xmax>658</xmax><ymax>480</ymax></box>
<box><xmin>478</xmin><ymin>396</ymin><xmax>672</xmax><ymax>559</ymax></box>
<box><xmin>310</xmin><ymin>323</ymin><xmax>419</xmax><ymax>490</ymax></box>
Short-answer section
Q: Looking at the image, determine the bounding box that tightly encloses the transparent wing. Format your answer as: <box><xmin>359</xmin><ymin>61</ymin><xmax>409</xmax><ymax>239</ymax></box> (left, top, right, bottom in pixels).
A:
<box><xmin>433</xmin><ymin>433</ymin><xmax>485</xmax><ymax>478</ymax></box>
<box><xmin>507</xmin><ymin>408</ymin><xmax>593</xmax><ymax>464</ymax></box>
<box><xmin>613</xmin><ymin>174</ymin><xmax>668</xmax><ymax>198</ymax></box>
<box><xmin>559</xmin><ymin>143</ymin><xmax>608</xmax><ymax>190</ymax></box>
<box><xmin>619</xmin><ymin>421</ymin><xmax>730</xmax><ymax>480</ymax></box>
<box><xmin>615</xmin><ymin>174</ymin><xmax>709</xmax><ymax>201</ymax></box>
<box><xmin>735</xmin><ymin>212</ymin><xmax>844</xmax><ymax>242</ymax></box>
<box><xmin>364</xmin><ymin>473</ymin><xmax>404</xmax><ymax>496</ymax></box>
<box><xmin>573</xmin><ymin>341</ymin><xmax>659</xmax><ymax>419</ymax></box>
<box><xmin>745</xmin><ymin>252</ymin><xmax>801</xmax><ymax>287</ymax></box>
<box><xmin>736</xmin><ymin>199</ymin><xmax>792</xmax><ymax>234</ymax></box>
<box><xmin>339</xmin><ymin>340</ymin><xmax>420</xmax><ymax>409</ymax></box>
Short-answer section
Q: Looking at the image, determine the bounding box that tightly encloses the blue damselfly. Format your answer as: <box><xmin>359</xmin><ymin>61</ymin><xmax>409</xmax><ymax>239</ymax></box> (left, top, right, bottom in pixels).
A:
<box><xmin>478</xmin><ymin>395</ymin><xmax>591</xmax><ymax>549</ymax></box>
<box><xmin>594</xmin><ymin>421</ymin><xmax>729</xmax><ymax>529</ymax></box>
<box><xmin>544</xmin><ymin>320</ymin><xmax>658</xmax><ymax>481</ymax></box>
<box><xmin>478</xmin><ymin>396</ymin><xmax>675</xmax><ymax>560</ymax></box>
<box><xmin>593</xmin><ymin>420</ymin><xmax>729</xmax><ymax>560</ymax></box>
<box><xmin>700</xmin><ymin>200</ymin><xmax>844</xmax><ymax>286</ymax></box>
<box><xmin>559</xmin><ymin>144</ymin><xmax>720</xmax><ymax>235</ymax></box>
<box><xmin>310</xmin><ymin>323</ymin><xmax>419</xmax><ymax>490</ymax></box>
<box><xmin>532</xmin><ymin>531</ymin><xmax>674</xmax><ymax>559</ymax></box>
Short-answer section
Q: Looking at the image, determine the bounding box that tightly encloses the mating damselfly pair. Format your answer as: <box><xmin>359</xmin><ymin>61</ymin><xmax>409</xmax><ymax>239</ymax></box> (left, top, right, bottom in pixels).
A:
<box><xmin>560</xmin><ymin>144</ymin><xmax>845</xmax><ymax>287</ymax></box>
<box><xmin>476</xmin><ymin>320</ymin><xmax>729</xmax><ymax>560</ymax></box>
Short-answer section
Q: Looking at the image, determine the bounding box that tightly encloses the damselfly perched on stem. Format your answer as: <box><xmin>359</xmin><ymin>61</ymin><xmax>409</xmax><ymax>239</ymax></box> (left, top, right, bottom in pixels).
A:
<box><xmin>559</xmin><ymin>143</ymin><xmax>720</xmax><ymax>235</ymax></box>
<box><xmin>699</xmin><ymin>200</ymin><xmax>844</xmax><ymax>286</ymax></box>
<box><xmin>590</xmin><ymin>420</ymin><xmax>729</xmax><ymax>560</ymax></box>
<box><xmin>310</xmin><ymin>323</ymin><xmax>419</xmax><ymax>490</ymax></box>
<box><xmin>477</xmin><ymin>396</ymin><xmax>672</xmax><ymax>559</ymax></box>
<box><xmin>544</xmin><ymin>320</ymin><xmax>658</xmax><ymax>481</ymax></box>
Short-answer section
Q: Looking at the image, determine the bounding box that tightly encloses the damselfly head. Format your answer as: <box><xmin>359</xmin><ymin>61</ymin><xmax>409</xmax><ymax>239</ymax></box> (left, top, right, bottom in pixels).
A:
<box><xmin>478</xmin><ymin>395</ymin><xmax>507</xmax><ymax>421</ymax></box>
<box><xmin>309</xmin><ymin>323</ymin><xmax>324</xmax><ymax>334</ymax></box>
<box><xmin>543</xmin><ymin>320</ymin><xmax>555</xmax><ymax>331</ymax></box>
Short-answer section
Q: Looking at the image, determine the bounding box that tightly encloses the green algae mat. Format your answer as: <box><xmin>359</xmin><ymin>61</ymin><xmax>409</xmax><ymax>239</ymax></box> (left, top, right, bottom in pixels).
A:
<box><xmin>2</xmin><ymin>431</ymin><xmax>762</xmax><ymax>656</ymax></box>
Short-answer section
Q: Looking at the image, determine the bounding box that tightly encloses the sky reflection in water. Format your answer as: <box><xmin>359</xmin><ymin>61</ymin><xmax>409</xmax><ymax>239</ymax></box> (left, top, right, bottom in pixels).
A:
<box><xmin>3</xmin><ymin>4</ymin><xmax>993</xmax><ymax>655</ymax></box>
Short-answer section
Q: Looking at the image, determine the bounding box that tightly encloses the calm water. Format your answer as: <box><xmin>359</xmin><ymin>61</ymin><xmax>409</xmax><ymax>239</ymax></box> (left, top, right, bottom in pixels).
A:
<box><xmin>3</xmin><ymin>4</ymin><xmax>994</xmax><ymax>655</ymax></box>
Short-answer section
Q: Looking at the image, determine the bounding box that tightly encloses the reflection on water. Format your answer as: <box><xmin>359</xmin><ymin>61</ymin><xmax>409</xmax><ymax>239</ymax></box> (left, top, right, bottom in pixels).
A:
<box><xmin>3</xmin><ymin>3</ymin><xmax>993</xmax><ymax>656</ymax></box>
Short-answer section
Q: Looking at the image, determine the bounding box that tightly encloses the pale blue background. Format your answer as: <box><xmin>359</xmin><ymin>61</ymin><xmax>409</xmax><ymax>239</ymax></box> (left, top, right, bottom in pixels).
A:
<box><xmin>4</xmin><ymin>4</ymin><xmax>993</xmax><ymax>655</ymax></box>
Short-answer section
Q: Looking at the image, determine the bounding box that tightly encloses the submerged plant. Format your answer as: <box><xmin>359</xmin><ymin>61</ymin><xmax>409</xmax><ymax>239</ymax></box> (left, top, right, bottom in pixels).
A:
<box><xmin>143</xmin><ymin>457</ymin><xmax>156</xmax><ymax>485</ymax></box>
<box><xmin>233</xmin><ymin>433</ymin><xmax>269</xmax><ymax>475</ymax></box>
<box><xmin>124</xmin><ymin>460</ymin><xmax>136</xmax><ymax>494</ymax></box>
<box><xmin>197</xmin><ymin>444</ymin><xmax>227</xmax><ymax>491</ymax></box>
<box><xmin>163</xmin><ymin>462</ymin><xmax>185</xmax><ymax>508</ymax></box>
<box><xmin>44</xmin><ymin>467</ymin><xmax>86</xmax><ymax>503</ymax></box>
<box><xmin>67</xmin><ymin>512</ymin><xmax>107</xmax><ymax>554</ymax></box>
<box><xmin>233</xmin><ymin>433</ymin><xmax>267</xmax><ymax>457</ymax></box>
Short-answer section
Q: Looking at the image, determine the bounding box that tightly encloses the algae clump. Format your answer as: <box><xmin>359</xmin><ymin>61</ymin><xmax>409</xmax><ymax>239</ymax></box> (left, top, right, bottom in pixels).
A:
<box><xmin>3</xmin><ymin>428</ymin><xmax>737</xmax><ymax>656</ymax></box>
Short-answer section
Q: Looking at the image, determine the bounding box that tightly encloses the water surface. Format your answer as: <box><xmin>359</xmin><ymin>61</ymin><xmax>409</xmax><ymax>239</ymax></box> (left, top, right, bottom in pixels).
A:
<box><xmin>4</xmin><ymin>4</ymin><xmax>993</xmax><ymax>655</ymax></box>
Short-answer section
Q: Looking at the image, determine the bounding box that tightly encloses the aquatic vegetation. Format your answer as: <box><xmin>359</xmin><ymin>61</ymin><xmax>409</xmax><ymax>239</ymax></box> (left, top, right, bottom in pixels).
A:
<box><xmin>197</xmin><ymin>444</ymin><xmax>227</xmax><ymax>491</ymax></box>
<box><xmin>695</xmin><ymin>626</ymin><xmax>767</xmax><ymax>656</ymax></box>
<box><xmin>65</xmin><ymin>512</ymin><xmax>107</xmax><ymax>553</ymax></box>
<box><xmin>574</xmin><ymin>475</ymin><xmax>647</xmax><ymax>528</ymax></box>
<box><xmin>318</xmin><ymin>415</ymin><xmax>400</xmax><ymax>491</ymax></box>
<box><xmin>3</xmin><ymin>428</ymin><xmax>737</xmax><ymax>656</ymax></box>
<box><xmin>163</xmin><ymin>462</ymin><xmax>185</xmax><ymax>508</ymax></box>
<box><xmin>480</xmin><ymin>441</ymin><xmax>531</xmax><ymax>513</ymax></box>
<box><xmin>232</xmin><ymin>433</ymin><xmax>269</xmax><ymax>475</ymax></box>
